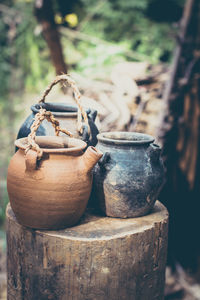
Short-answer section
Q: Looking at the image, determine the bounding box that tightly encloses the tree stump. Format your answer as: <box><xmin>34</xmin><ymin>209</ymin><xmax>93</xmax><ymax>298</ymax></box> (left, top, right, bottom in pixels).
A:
<box><xmin>7</xmin><ymin>201</ymin><xmax>168</xmax><ymax>300</ymax></box>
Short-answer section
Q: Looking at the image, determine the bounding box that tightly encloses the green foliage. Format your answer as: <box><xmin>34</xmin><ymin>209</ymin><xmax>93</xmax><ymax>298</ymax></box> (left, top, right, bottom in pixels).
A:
<box><xmin>0</xmin><ymin>1</ymin><xmax>54</xmax><ymax>148</ymax></box>
<box><xmin>0</xmin><ymin>230</ymin><xmax>6</xmax><ymax>252</ymax></box>
<box><xmin>74</xmin><ymin>42</ymin><xmax>126</xmax><ymax>77</ymax></box>
<box><xmin>59</xmin><ymin>0</ymin><xmax>181</xmax><ymax>77</ymax></box>
<box><xmin>76</xmin><ymin>0</ymin><xmax>184</xmax><ymax>66</ymax></box>
<box><xmin>0</xmin><ymin>0</ymin><xmax>54</xmax><ymax>220</ymax></box>
<box><xmin>0</xmin><ymin>181</ymin><xmax>8</xmax><ymax>226</ymax></box>
<box><xmin>82</xmin><ymin>0</ymin><xmax>149</xmax><ymax>40</ymax></box>
<box><xmin>0</xmin><ymin>0</ymin><xmax>54</xmax><ymax>99</ymax></box>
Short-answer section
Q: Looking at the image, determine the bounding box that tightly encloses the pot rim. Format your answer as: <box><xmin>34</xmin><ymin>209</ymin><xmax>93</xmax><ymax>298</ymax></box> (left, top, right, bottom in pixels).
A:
<box><xmin>31</xmin><ymin>103</ymin><xmax>90</xmax><ymax>118</ymax></box>
<box><xmin>97</xmin><ymin>132</ymin><xmax>155</xmax><ymax>145</ymax></box>
<box><xmin>15</xmin><ymin>136</ymin><xmax>87</xmax><ymax>154</ymax></box>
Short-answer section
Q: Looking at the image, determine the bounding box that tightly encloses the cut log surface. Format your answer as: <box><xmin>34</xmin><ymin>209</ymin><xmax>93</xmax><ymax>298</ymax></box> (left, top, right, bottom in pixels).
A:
<box><xmin>7</xmin><ymin>201</ymin><xmax>168</xmax><ymax>300</ymax></box>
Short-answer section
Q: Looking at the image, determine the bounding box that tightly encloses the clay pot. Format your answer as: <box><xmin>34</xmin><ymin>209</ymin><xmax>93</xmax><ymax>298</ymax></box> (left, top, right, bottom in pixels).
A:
<box><xmin>7</xmin><ymin>136</ymin><xmax>102</xmax><ymax>229</ymax></box>
<box><xmin>17</xmin><ymin>102</ymin><xmax>99</xmax><ymax>147</ymax></box>
<box><xmin>17</xmin><ymin>74</ymin><xmax>99</xmax><ymax>147</ymax></box>
<box><xmin>92</xmin><ymin>132</ymin><xmax>165</xmax><ymax>218</ymax></box>
<box><xmin>7</xmin><ymin>108</ymin><xmax>103</xmax><ymax>229</ymax></box>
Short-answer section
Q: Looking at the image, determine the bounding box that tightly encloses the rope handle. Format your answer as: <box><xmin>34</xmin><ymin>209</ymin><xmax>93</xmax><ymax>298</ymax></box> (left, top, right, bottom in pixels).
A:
<box><xmin>38</xmin><ymin>74</ymin><xmax>89</xmax><ymax>135</ymax></box>
<box><xmin>25</xmin><ymin>108</ymin><xmax>73</xmax><ymax>159</ymax></box>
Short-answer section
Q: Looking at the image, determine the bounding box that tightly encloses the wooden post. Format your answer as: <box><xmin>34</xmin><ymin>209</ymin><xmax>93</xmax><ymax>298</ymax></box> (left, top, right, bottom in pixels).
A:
<box><xmin>34</xmin><ymin>0</ymin><xmax>68</xmax><ymax>76</ymax></box>
<box><xmin>7</xmin><ymin>201</ymin><xmax>168</xmax><ymax>300</ymax></box>
<box><xmin>158</xmin><ymin>0</ymin><xmax>200</xmax><ymax>267</ymax></box>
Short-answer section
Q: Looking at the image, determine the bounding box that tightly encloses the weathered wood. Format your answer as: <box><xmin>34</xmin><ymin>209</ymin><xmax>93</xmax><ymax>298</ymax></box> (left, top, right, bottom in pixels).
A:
<box><xmin>34</xmin><ymin>0</ymin><xmax>67</xmax><ymax>76</ymax></box>
<box><xmin>7</xmin><ymin>201</ymin><xmax>168</xmax><ymax>300</ymax></box>
<box><xmin>158</xmin><ymin>0</ymin><xmax>200</xmax><ymax>268</ymax></box>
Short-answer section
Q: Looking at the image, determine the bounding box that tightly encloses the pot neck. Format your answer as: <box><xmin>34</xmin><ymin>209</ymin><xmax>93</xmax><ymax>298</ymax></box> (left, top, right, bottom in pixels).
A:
<box><xmin>97</xmin><ymin>132</ymin><xmax>155</xmax><ymax>147</ymax></box>
<box><xmin>31</xmin><ymin>103</ymin><xmax>90</xmax><ymax>118</ymax></box>
<box><xmin>15</xmin><ymin>136</ymin><xmax>87</xmax><ymax>155</ymax></box>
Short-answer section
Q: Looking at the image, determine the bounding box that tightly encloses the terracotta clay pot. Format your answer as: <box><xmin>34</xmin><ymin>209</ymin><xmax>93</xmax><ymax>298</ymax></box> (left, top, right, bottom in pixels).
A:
<box><xmin>92</xmin><ymin>132</ymin><xmax>165</xmax><ymax>218</ymax></box>
<box><xmin>7</xmin><ymin>108</ymin><xmax>103</xmax><ymax>229</ymax></box>
<box><xmin>7</xmin><ymin>136</ymin><xmax>102</xmax><ymax>229</ymax></box>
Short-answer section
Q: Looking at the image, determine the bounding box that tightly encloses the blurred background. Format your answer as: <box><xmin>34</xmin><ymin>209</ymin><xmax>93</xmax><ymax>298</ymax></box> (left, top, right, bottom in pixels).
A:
<box><xmin>1</xmin><ymin>0</ymin><xmax>200</xmax><ymax>299</ymax></box>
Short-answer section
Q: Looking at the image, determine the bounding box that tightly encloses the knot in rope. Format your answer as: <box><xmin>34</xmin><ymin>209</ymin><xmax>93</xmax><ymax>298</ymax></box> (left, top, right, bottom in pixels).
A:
<box><xmin>25</xmin><ymin>108</ymin><xmax>73</xmax><ymax>159</ymax></box>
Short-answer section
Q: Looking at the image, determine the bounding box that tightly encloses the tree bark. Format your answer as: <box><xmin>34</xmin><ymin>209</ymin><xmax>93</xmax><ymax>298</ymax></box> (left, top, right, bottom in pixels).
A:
<box><xmin>7</xmin><ymin>202</ymin><xmax>168</xmax><ymax>300</ymax></box>
<box><xmin>158</xmin><ymin>0</ymin><xmax>200</xmax><ymax>269</ymax></box>
<box><xmin>34</xmin><ymin>0</ymin><xmax>67</xmax><ymax>75</ymax></box>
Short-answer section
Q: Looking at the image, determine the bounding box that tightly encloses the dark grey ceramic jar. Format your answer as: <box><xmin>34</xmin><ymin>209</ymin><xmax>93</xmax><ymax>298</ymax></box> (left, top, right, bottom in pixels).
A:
<box><xmin>17</xmin><ymin>102</ymin><xmax>99</xmax><ymax>147</ymax></box>
<box><xmin>92</xmin><ymin>132</ymin><xmax>165</xmax><ymax>218</ymax></box>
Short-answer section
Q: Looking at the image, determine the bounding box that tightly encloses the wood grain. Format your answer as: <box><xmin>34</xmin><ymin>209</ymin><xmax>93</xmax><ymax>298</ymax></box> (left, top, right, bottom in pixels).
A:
<box><xmin>7</xmin><ymin>201</ymin><xmax>168</xmax><ymax>300</ymax></box>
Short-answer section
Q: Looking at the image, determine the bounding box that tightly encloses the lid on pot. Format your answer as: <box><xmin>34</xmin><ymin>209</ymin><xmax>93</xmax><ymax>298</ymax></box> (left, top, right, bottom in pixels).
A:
<box><xmin>15</xmin><ymin>136</ymin><xmax>87</xmax><ymax>154</ymax></box>
<box><xmin>97</xmin><ymin>132</ymin><xmax>155</xmax><ymax>146</ymax></box>
<box><xmin>32</xmin><ymin>103</ymin><xmax>79</xmax><ymax>118</ymax></box>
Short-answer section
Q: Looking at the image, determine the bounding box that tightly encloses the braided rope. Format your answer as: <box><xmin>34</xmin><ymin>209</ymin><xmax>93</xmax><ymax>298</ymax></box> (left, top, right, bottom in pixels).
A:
<box><xmin>38</xmin><ymin>74</ymin><xmax>89</xmax><ymax>135</ymax></box>
<box><xmin>25</xmin><ymin>108</ymin><xmax>73</xmax><ymax>159</ymax></box>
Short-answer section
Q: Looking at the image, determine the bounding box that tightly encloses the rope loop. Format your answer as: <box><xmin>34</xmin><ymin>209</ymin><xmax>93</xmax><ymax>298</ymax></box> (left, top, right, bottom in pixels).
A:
<box><xmin>38</xmin><ymin>74</ymin><xmax>89</xmax><ymax>135</ymax></box>
<box><xmin>25</xmin><ymin>108</ymin><xmax>73</xmax><ymax>159</ymax></box>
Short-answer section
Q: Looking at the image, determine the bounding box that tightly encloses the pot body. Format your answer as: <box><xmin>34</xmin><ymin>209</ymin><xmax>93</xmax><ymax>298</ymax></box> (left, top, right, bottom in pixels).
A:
<box><xmin>92</xmin><ymin>132</ymin><xmax>165</xmax><ymax>218</ymax></box>
<box><xmin>7</xmin><ymin>149</ymin><xmax>93</xmax><ymax>229</ymax></box>
<box><xmin>17</xmin><ymin>103</ymin><xmax>99</xmax><ymax>147</ymax></box>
